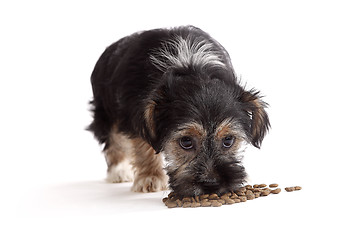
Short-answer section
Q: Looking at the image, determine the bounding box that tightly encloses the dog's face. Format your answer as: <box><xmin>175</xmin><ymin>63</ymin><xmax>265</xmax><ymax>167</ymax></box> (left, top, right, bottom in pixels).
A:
<box><xmin>163</xmin><ymin>119</ymin><xmax>248</xmax><ymax>197</ymax></box>
<box><xmin>144</xmin><ymin>69</ymin><xmax>269</xmax><ymax>197</ymax></box>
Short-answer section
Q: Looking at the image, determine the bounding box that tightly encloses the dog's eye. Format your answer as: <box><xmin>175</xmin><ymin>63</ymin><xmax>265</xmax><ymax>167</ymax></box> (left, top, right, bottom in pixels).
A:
<box><xmin>179</xmin><ymin>136</ymin><xmax>194</xmax><ymax>150</ymax></box>
<box><xmin>222</xmin><ymin>136</ymin><xmax>235</xmax><ymax>148</ymax></box>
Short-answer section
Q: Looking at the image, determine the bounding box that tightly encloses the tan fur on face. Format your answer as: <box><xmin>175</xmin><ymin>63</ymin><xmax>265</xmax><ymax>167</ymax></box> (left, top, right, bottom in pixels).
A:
<box><xmin>164</xmin><ymin>120</ymin><xmax>247</xmax><ymax>196</ymax></box>
<box><xmin>164</xmin><ymin>122</ymin><xmax>206</xmax><ymax>178</ymax></box>
<box><xmin>215</xmin><ymin>118</ymin><xmax>247</xmax><ymax>143</ymax></box>
<box><xmin>176</xmin><ymin>122</ymin><xmax>206</xmax><ymax>141</ymax></box>
<box><xmin>215</xmin><ymin>118</ymin><xmax>234</xmax><ymax>140</ymax></box>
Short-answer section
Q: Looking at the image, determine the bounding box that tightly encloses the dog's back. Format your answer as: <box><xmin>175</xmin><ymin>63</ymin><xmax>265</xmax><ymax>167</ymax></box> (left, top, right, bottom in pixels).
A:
<box><xmin>89</xmin><ymin>26</ymin><xmax>233</xmax><ymax>146</ymax></box>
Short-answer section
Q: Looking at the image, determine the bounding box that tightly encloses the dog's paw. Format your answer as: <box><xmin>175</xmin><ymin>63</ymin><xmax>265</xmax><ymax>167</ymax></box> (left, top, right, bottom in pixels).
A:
<box><xmin>131</xmin><ymin>175</ymin><xmax>168</xmax><ymax>192</ymax></box>
<box><xmin>106</xmin><ymin>161</ymin><xmax>134</xmax><ymax>183</ymax></box>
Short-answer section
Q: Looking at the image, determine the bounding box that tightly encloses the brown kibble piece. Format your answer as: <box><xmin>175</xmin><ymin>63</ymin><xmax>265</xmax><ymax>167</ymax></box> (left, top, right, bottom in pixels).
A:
<box><xmin>210</xmin><ymin>200</ymin><xmax>222</xmax><ymax>207</ymax></box>
<box><xmin>182</xmin><ymin>202</ymin><xmax>192</xmax><ymax>208</ymax></box>
<box><xmin>182</xmin><ymin>197</ymin><xmax>191</xmax><ymax>202</ymax></box>
<box><xmin>225</xmin><ymin>198</ymin><xmax>235</xmax><ymax>204</ymax></box>
<box><xmin>269</xmin><ymin>183</ymin><xmax>278</xmax><ymax>188</ymax></box>
<box><xmin>201</xmin><ymin>200</ymin><xmax>212</xmax><ymax>207</ymax></box>
<box><xmin>166</xmin><ymin>201</ymin><xmax>178</xmax><ymax>208</ymax></box>
<box><xmin>246</xmin><ymin>190</ymin><xmax>255</xmax><ymax>200</ymax></box>
<box><xmin>209</xmin><ymin>193</ymin><xmax>219</xmax><ymax>200</ymax></box>
<box><xmin>246</xmin><ymin>194</ymin><xmax>255</xmax><ymax>200</ymax></box>
<box><xmin>220</xmin><ymin>194</ymin><xmax>230</xmax><ymax>200</ymax></box>
<box><xmin>271</xmin><ymin>188</ymin><xmax>281</xmax><ymax>194</ymax></box>
<box><xmin>191</xmin><ymin>202</ymin><xmax>201</xmax><ymax>208</ymax></box>
<box><xmin>285</xmin><ymin>187</ymin><xmax>295</xmax><ymax>192</ymax></box>
<box><xmin>258</xmin><ymin>184</ymin><xmax>267</xmax><ymax>188</ymax></box>
<box><xmin>230</xmin><ymin>193</ymin><xmax>238</xmax><ymax>199</ymax></box>
<box><xmin>295</xmin><ymin>186</ymin><xmax>302</xmax><ymax>191</ymax></box>
<box><xmin>199</xmin><ymin>194</ymin><xmax>209</xmax><ymax>200</ymax></box>
<box><xmin>239</xmin><ymin>196</ymin><xmax>247</xmax><ymax>202</ymax></box>
<box><xmin>254</xmin><ymin>192</ymin><xmax>261</xmax><ymax>198</ymax></box>
<box><xmin>261</xmin><ymin>188</ymin><xmax>271</xmax><ymax>196</ymax></box>
<box><xmin>162</xmin><ymin>197</ymin><xmax>169</xmax><ymax>203</ymax></box>
<box><xmin>235</xmin><ymin>190</ymin><xmax>245</xmax><ymax>196</ymax></box>
<box><xmin>246</xmin><ymin>190</ymin><xmax>254</xmax><ymax>195</ymax></box>
<box><xmin>235</xmin><ymin>187</ymin><xmax>246</xmax><ymax>195</ymax></box>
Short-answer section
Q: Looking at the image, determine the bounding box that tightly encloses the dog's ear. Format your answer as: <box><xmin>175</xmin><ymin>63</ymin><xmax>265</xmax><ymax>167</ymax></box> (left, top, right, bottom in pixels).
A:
<box><xmin>144</xmin><ymin>99</ymin><xmax>157</xmax><ymax>141</ymax></box>
<box><xmin>143</xmin><ymin>81</ymin><xmax>172</xmax><ymax>154</ymax></box>
<box><xmin>143</xmin><ymin>98</ymin><xmax>163</xmax><ymax>154</ymax></box>
<box><xmin>238</xmin><ymin>89</ymin><xmax>270</xmax><ymax>148</ymax></box>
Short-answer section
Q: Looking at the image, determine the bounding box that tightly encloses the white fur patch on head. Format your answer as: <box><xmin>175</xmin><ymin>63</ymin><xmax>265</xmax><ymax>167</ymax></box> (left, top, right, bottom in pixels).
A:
<box><xmin>150</xmin><ymin>36</ymin><xmax>226</xmax><ymax>71</ymax></box>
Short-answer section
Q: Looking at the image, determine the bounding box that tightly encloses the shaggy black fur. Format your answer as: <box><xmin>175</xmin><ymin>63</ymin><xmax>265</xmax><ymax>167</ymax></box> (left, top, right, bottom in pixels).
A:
<box><xmin>89</xmin><ymin>26</ymin><xmax>270</xmax><ymax>196</ymax></box>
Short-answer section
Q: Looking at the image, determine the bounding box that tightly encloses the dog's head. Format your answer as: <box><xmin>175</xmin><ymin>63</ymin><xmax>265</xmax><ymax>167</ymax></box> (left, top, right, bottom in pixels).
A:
<box><xmin>143</xmin><ymin>68</ymin><xmax>270</xmax><ymax>197</ymax></box>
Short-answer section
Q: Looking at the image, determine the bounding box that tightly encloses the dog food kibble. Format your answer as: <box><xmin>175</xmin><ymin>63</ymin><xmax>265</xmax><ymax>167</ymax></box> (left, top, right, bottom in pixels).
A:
<box><xmin>163</xmin><ymin>184</ymin><xmax>302</xmax><ymax>208</ymax></box>
<box><xmin>211</xmin><ymin>200</ymin><xmax>222</xmax><ymax>207</ymax></box>
<box><xmin>209</xmin><ymin>193</ymin><xmax>219</xmax><ymax>200</ymax></box>
<box><xmin>182</xmin><ymin>202</ymin><xmax>192</xmax><ymax>208</ymax></box>
<box><xmin>246</xmin><ymin>190</ymin><xmax>256</xmax><ymax>200</ymax></box>
<box><xmin>271</xmin><ymin>188</ymin><xmax>281</xmax><ymax>194</ymax></box>
<box><xmin>200</xmin><ymin>194</ymin><xmax>209</xmax><ymax>200</ymax></box>
<box><xmin>285</xmin><ymin>187</ymin><xmax>295</xmax><ymax>192</ymax></box>
<box><xmin>166</xmin><ymin>200</ymin><xmax>178</xmax><ymax>208</ymax></box>
<box><xmin>201</xmin><ymin>200</ymin><xmax>212</xmax><ymax>207</ymax></box>
<box><xmin>239</xmin><ymin>196</ymin><xmax>247</xmax><ymax>202</ymax></box>
<box><xmin>260</xmin><ymin>188</ymin><xmax>271</xmax><ymax>196</ymax></box>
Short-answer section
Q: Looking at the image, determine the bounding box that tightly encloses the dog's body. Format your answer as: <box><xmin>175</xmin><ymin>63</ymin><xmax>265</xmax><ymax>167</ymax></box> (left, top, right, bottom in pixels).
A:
<box><xmin>89</xmin><ymin>26</ymin><xmax>269</xmax><ymax>197</ymax></box>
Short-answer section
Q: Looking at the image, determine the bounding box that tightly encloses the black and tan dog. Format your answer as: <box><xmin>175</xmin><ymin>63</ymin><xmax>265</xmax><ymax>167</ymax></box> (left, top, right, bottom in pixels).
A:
<box><xmin>89</xmin><ymin>26</ymin><xmax>270</xmax><ymax>197</ymax></box>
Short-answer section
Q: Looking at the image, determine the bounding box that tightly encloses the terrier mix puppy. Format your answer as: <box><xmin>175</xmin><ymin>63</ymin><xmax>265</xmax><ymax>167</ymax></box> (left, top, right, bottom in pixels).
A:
<box><xmin>89</xmin><ymin>26</ymin><xmax>270</xmax><ymax>197</ymax></box>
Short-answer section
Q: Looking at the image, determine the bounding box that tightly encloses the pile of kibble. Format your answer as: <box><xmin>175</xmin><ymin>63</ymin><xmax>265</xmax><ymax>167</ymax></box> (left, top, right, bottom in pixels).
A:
<box><xmin>163</xmin><ymin>184</ymin><xmax>301</xmax><ymax>208</ymax></box>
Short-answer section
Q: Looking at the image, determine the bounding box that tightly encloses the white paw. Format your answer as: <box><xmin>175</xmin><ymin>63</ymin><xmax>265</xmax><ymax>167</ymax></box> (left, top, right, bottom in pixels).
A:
<box><xmin>131</xmin><ymin>175</ymin><xmax>168</xmax><ymax>192</ymax></box>
<box><xmin>106</xmin><ymin>160</ymin><xmax>134</xmax><ymax>183</ymax></box>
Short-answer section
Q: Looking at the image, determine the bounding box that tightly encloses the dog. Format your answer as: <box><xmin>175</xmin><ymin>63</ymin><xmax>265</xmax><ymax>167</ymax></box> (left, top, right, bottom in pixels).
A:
<box><xmin>88</xmin><ymin>26</ymin><xmax>270</xmax><ymax>197</ymax></box>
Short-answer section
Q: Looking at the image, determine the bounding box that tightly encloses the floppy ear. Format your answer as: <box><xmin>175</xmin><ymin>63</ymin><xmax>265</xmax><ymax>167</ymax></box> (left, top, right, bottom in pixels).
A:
<box><xmin>142</xmin><ymin>69</ymin><xmax>184</xmax><ymax>153</ymax></box>
<box><xmin>143</xmin><ymin>81</ymin><xmax>172</xmax><ymax>154</ymax></box>
<box><xmin>144</xmin><ymin>99</ymin><xmax>157</xmax><ymax>140</ymax></box>
<box><xmin>143</xmin><ymin>97</ymin><xmax>164</xmax><ymax>154</ymax></box>
<box><xmin>239</xmin><ymin>89</ymin><xmax>270</xmax><ymax>148</ymax></box>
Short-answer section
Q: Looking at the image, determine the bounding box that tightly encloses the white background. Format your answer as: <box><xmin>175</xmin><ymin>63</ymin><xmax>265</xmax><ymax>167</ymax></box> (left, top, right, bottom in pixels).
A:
<box><xmin>1</xmin><ymin>0</ymin><xmax>359</xmax><ymax>239</ymax></box>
